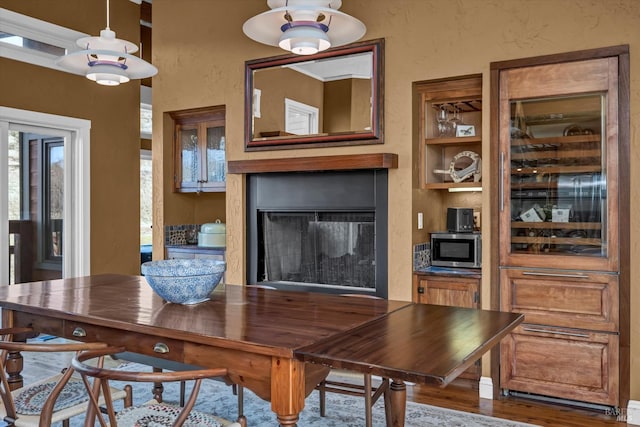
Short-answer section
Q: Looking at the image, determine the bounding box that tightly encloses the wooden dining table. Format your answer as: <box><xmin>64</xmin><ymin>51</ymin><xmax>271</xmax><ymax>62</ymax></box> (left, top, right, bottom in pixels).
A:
<box><xmin>0</xmin><ymin>274</ymin><xmax>523</xmax><ymax>426</ymax></box>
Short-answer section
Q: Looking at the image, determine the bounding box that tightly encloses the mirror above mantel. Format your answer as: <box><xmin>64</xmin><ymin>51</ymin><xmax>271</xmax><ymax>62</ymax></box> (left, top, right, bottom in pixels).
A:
<box><xmin>244</xmin><ymin>39</ymin><xmax>384</xmax><ymax>151</ymax></box>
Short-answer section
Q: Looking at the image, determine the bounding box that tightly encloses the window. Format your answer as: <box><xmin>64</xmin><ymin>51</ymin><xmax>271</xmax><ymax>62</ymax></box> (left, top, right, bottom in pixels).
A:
<box><xmin>140</xmin><ymin>150</ymin><xmax>152</xmax><ymax>245</ymax></box>
<box><xmin>0</xmin><ymin>8</ymin><xmax>87</xmax><ymax>72</ymax></box>
<box><xmin>43</xmin><ymin>139</ymin><xmax>64</xmax><ymax>261</ymax></box>
<box><xmin>0</xmin><ymin>31</ymin><xmax>66</xmax><ymax>56</ymax></box>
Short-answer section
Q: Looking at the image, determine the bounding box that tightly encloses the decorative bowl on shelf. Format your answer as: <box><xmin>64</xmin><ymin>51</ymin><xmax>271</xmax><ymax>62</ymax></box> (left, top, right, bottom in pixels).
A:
<box><xmin>141</xmin><ymin>259</ymin><xmax>226</xmax><ymax>305</ymax></box>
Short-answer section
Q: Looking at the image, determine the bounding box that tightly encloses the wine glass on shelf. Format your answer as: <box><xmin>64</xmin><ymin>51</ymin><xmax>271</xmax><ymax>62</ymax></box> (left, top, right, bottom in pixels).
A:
<box><xmin>437</xmin><ymin>106</ymin><xmax>449</xmax><ymax>137</ymax></box>
<box><xmin>448</xmin><ymin>104</ymin><xmax>462</xmax><ymax>136</ymax></box>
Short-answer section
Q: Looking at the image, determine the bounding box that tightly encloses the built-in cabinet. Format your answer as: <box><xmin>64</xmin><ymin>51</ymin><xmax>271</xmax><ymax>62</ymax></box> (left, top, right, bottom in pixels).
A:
<box><xmin>413</xmin><ymin>271</ymin><xmax>481</xmax><ymax>379</ymax></box>
<box><xmin>417</xmin><ymin>75</ymin><xmax>483</xmax><ymax>191</ymax></box>
<box><xmin>170</xmin><ymin>106</ymin><xmax>226</xmax><ymax>193</ymax></box>
<box><xmin>492</xmin><ymin>46</ymin><xmax>629</xmax><ymax>408</ymax></box>
<box><xmin>413</xmin><ymin>274</ymin><xmax>479</xmax><ymax>308</ymax></box>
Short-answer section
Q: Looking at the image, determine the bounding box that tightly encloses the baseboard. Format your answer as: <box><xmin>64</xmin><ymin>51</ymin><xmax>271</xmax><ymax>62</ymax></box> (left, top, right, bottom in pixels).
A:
<box><xmin>627</xmin><ymin>399</ymin><xmax>640</xmax><ymax>425</ymax></box>
<box><xmin>479</xmin><ymin>376</ymin><xmax>493</xmax><ymax>400</ymax></box>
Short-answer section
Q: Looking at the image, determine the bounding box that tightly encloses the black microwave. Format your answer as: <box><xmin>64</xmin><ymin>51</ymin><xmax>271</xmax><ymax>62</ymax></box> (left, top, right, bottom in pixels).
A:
<box><xmin>431</xmin><ymin>232</ymin><xmax>482</xmax><ymax>268</ymax></box>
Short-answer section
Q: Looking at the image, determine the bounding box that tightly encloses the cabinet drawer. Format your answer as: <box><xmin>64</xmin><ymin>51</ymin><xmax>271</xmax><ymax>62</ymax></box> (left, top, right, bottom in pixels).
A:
<box><xmin>63</xmin><ymin>321</ymin><xmax>185</xmax><ymax>362</ymax></box>
<box><xmin>500</xmin><ymin>324</ymin><xmax>618</xmax><ymax>406</ymax></box>
<box><xmin>166</xmin><ymin>250</ymin><xmax>195</xmax><ymax>260</ymax></box>
<box><xmin>194</xmin><ymin>253</ymin><xmax>224</xmax><ymax>261</ymax></box>
<box><xmin>13</xmin><ymin>312</ymin><xmax>63</xmax><ymax>336</ymax></box>
<box><xmin>500</xmin><ymin>269</ymin><xmax>618</xmax><ymax>332</ymax></box>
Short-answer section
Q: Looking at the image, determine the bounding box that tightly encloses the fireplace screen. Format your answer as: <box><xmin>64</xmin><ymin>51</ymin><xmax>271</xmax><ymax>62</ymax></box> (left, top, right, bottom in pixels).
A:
<box><xmin>258</xmin><ymin>211</ymin><xmax>375</xmax><ymax>289</ymax></box>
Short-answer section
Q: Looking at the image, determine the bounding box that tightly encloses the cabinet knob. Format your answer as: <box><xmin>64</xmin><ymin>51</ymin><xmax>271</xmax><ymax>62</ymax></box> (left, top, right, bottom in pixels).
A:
<box><xmin>72</xmin><ymin>327</ymin><xmax>87</xmax><ymax>337</ymax></box>
<box><xmin>153</xmin><ymin>343</ymin><xmax>170</xmax><ymax>354</ymax></box>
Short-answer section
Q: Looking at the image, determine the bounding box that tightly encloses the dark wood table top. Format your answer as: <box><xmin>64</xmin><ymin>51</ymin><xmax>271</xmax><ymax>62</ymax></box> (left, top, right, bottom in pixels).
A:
<box><xmin>0</xmin><ymin>274</ymin><xmax>411</xmax><ymax>358</ymax></box>
<box><xmin>296</xmin><ymin>303</ymin><xmax>524</xmax><ymax>386</ymax></box>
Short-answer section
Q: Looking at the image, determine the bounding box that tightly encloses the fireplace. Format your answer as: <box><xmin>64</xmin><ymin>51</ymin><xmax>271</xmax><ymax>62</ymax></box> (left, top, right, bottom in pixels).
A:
<box><xmin>247</xmin><ymin>169</ymin><xmax>388</xmax><ymax>297</ymax></box>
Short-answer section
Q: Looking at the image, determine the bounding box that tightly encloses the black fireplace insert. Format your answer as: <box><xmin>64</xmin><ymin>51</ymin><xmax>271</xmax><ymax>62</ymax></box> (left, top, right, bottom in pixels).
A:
<box><xmin>247</xmin><ymin>170</ymin><xmax>388</xmax><ymax>297</ymax></box>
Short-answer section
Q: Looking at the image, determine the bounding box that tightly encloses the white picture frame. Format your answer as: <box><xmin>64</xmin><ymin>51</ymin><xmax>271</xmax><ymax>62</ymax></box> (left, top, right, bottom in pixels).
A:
<box><xmin>456</xmin><ymin>124</ymin><xmax>475</xmax><ymax>137</ymax></box>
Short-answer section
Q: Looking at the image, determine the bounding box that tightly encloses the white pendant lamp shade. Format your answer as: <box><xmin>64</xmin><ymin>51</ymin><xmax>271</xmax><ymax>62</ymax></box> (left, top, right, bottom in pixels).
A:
<box><xmin>56</xmin><ymin>1</ymin><xmax>157</xmax><ymax>86</ymax></box>
<box><xmin>243</xmin><ymin>0</ymin><xmax>366</xmax><ymax>55</ymax></box>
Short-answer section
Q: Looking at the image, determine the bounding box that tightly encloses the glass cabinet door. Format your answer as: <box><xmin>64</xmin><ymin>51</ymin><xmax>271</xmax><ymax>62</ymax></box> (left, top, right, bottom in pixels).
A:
<box><xmin>171</xmin><ymin>106</ymin><xmax>226</xmax><ymax>193</ymax></box>
<box><xmin>509</xmin><ymin>94</ymin><xmax>606</xmax><ymax>257</ymax></box>
<box><xmin>205</xmin><ymin>125</ymin><xmax>225</xmax><ymax>185</ymax></box>
<box><xmin>177</xmin><ymin>124</ymin><xmax>200</xmax><ymax>189</ymax></box>
<box><xmin>499</xmin><ymin>58</ymin><xmax>619</xmax><ymax>271</ymax></box>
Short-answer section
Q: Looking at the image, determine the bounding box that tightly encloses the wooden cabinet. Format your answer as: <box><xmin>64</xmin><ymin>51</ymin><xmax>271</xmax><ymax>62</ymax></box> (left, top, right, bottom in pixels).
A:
<box><xmin>413</xmin><ymin>274</ymin><xmax>479</xmax><ymax>308</ymax></box>
<box><xmin>492</xmin><ymin>46</ymin><xmax>629</xmax><ymax>407</ymax></box>
<box><xmin>500</xmin><ymin>268</ymin><xmax>619</xmax><ymax>405</ymax></box>
<box><xmin>170</xmin><ymin>106</ymin><xmax>226</xmax><ymax>193</ymax></box>
<box><xmin>413</xmin><ymin>272</ymin><xmax>480</xmax><ymax>379</ymax></box>
<box><xmin>501</xmin><ymin>324</ymin><xmax>619</xmax><ymax>406</ymax></box>
<box><xmin>500</xmin><ymin>269</ymin><xmax>618</xmax><ymax>333</ymax></box>
<box><xmin>416</xmin><ymin>75</ymin><xmax>483</xmax><ymax>190</ymax></box>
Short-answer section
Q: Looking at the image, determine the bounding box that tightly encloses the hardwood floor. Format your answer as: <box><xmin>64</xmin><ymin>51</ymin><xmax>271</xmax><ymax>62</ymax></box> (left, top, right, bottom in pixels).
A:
<box><xmin>407</xmin><ymin>378</ymin><xmax>627</xmax><ymax>426</ymax></box>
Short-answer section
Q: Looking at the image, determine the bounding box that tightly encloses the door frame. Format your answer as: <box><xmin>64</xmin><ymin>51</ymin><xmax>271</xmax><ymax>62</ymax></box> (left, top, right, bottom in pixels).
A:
<box><xmin>0</xmin><ymin>107</ymin><xmax>91</xmax><ymax>281</ymax></box>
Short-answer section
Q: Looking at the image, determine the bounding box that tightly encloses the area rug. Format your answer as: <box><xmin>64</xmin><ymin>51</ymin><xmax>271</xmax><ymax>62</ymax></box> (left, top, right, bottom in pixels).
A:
<box><xmin>58</xmin><ymin>362</ymin><xmax>539</xmax><ymax>427</ymax></box>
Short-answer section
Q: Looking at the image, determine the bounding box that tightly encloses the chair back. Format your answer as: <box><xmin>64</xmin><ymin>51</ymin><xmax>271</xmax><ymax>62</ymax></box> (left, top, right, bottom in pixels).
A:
<box><xmin>72</xmin><ymin>346</ymin><xmax>231</xmax><ymax>427</ymax></box>
<box><xmin>0</xmin><ymin>327</ymin><xmax>109</xmax><ymax>425</ymax></box>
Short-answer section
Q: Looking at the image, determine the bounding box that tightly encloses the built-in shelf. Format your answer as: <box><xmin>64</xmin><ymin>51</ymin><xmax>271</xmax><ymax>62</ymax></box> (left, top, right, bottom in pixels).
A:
<box><xmin>424</xmin><ymin>136</ymin><xmax>482</xmax><ymax>145</ymax></box>
<box><xmin>227</xmin><ymin>153</ymin><xmax>398</xmax><ymax>174</ymax></box>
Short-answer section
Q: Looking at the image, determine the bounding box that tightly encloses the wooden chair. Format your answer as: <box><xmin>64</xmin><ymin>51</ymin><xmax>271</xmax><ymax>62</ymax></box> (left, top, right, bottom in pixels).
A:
<box><xmin>72</xmin><ymin>346</ymin><xmax>242</xmax><ymax>427</ymax></box>
<box><xmin>0</xmin><ymin>327</ymin><xmax>129</xmax><ymax>426</ymax></box>
<box><xmin>316</xmin><ymin>294</ymin><xmax>391</xmax><ymax>427</ymax></box>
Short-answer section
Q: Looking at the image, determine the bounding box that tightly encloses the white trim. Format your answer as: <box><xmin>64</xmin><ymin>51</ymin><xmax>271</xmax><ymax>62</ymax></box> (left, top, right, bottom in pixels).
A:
<box><xmin>628</xmin><ymin>400</ymin><xmax>640</xmax><ymax>425</ymax></box>
<box><xmin>0</xmin><ymin>107</ymin><xmax>91</xmax><ymax>280</ymax></box>
<box><xmin>479</xmin><ymin>376</ymin><xmax>494</xmax><ymax>400</ymax></box>
<box><xmin>0</xmin><ymin>121</ymin><xmax>8</xmax><ymax>285</ymax></box>
<box><xmin>0</xmin><ymin>8</ymin><xmax>87</xmax><ymax>72</ymax></box>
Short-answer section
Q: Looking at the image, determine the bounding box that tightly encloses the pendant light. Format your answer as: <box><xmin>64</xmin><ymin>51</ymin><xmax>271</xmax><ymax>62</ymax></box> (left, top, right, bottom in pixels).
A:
<box><xmin>243</xmin><ymin>0</ymin><xmax>366</xmax><ymax>55</ymax></box>
<box><xmin>56</xmin><ymin>0</ymin><xmax>157</xmax><ymax>86</ymax></box>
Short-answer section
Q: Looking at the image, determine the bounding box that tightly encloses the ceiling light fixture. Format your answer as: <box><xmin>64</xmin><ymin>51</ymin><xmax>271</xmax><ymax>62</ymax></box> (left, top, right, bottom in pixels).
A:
<box><xmin>55</xmin><ymin>0</ymin><xmax>157</xmax><ymax>86</ymax></box>
<box><xmin>243</xmin><ymin>0</ymin><xmax>366</xmax><ymax>56</ymax></box>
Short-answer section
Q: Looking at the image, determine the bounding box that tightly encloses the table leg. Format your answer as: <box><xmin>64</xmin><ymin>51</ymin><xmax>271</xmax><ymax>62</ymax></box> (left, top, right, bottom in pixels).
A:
<box><xmin>389</xmin><ymin>379</ymin><xmax>406</xmax><ymax>427</ymax></box>
<box><xmin>1</xmin><ymin>310</ymin><xmax>24</xmax><ymax>391</ymax></box>
<box><xmin>5</xmin><ymin>350</ymin><xmax>24</xmax><ymax>390</ymax></box>
<box><xmin>270</xmin><ymin>357</ymin><xmax>305</xmax><ymax>426</ymax></box>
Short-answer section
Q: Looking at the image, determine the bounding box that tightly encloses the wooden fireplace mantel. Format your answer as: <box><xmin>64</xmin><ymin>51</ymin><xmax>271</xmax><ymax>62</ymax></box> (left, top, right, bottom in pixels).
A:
<box><xmin>227</xmin><ymin>153</ymin><xmax>398</xmax><ymax>174</ymax></box>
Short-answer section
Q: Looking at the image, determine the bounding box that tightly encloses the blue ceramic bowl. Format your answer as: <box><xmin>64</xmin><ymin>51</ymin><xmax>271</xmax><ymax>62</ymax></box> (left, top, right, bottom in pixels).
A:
<box><xmin>141</xmin><ymin>259</ymin><xmax>226</xmax><ymax>304</ymax></box>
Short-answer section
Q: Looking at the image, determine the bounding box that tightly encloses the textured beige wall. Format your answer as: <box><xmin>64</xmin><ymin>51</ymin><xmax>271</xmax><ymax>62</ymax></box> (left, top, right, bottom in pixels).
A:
<box><xmin>1</xmin><ymin>0</ymin><xmax>143</xmax><ymax>275</ymax></box>
<box><xmin>151</xmin><ymin>0</ymin><xmax>639</xmax><ymax>399</ymax></box>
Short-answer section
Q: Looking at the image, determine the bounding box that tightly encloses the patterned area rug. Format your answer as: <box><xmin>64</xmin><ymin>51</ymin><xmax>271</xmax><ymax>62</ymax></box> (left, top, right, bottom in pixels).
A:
<box><xmin>57</xmin><ymin>363</ymin><xmax>539</xmax><ymax>427</ymax></box>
